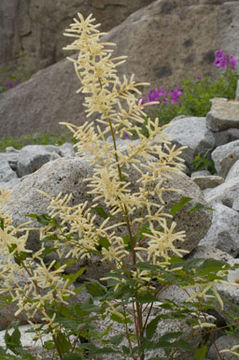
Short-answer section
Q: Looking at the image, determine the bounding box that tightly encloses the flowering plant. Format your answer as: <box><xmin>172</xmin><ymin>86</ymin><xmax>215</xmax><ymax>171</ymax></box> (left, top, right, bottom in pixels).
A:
<box><xmin>140</xmin><ymin>87</ymin><xmax>182</xmax><ymax>105</ymax></box>
<box><xmin>214</xmin><ymin>49</ymin><xmax>239</xmax><ymax>71</ymax></box>
<box><xmin>137</xmin><ymin>49</ymin><xmax>239</xmax><ymax>132</ymax></box>
<box><xmin>0</xmin><ymin>16</ymin><xmax>239</xmax><ymax>360</ymax></box>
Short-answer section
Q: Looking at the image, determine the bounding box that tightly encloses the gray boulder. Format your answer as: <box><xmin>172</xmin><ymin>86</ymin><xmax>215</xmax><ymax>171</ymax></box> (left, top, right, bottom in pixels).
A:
<box><xmin>206</xmin><ymin>98</ymin><xmax>239</xmax><ymax>132</ymax></box>
<box><xmin>6</xmin><ymin>157</ymin><xmax>93</xmax><ymax>252</ymax></box>
<box><xmin>207</xmin><ymin>335</ymin><xmax>239</xmax><ymax>360</ymax></box>
<box><xmin>0</xmin><ymin>160</ymin><xmax>17</xmax><ymax>183</ymax></box>
<box><xmin>161</xmin><ymin>116</ymin><xmax>215</xmax><ymax>166</ymax></box>
<box><xmin>225</xmin><ymin>159</ymin><xmax>239</xmax><ymax>181</ymax></box>
<box><xmin>214</xmin><ymin>128</ymin><xmax>239</xmax><ymax>147</ymax></box>
<box><xmin>205</xmin><ymin>178</ymin><xmax>239</xmax><ymax>210</ymax></box>
<box><xmin>191</xmin><ymin>171</ymin><xmax>224</xmax><ymax>190</ymax></box>
<box><xmin>0</xmin><ymin>151</ymin><xmax>19</xmax><ymax>171</ymax></box>
<box><xmin>188</xmin><ymin>245</ymin><xmax>233</xmax><ymax>263</ymax></box>
<box><xmin>211</xmin><ymin>140</ymin><xmax>239</xmax><ymax>178</ymax></box>
<box><xmin>199</xmin><ymin>203</ymin><xmax>239</xmax><ymax>257</ymax></box>
<box><xmin>16</xmin><ymin>145</ymin><xmax>62</xmax><ymax>177</ymax></box>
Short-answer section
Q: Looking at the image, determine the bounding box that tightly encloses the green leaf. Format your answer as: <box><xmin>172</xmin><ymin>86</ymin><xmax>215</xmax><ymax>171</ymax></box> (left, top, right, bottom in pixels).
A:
<box><xmin>146</xmin><ymin>315</ymin><xmax>161</xmax><ymax>339</ymax></box>
<box><xmin>172</xmin><ymin>339</ymin><xmax>193</xmax><ymax>352</ymax></box>
<box><xmin>136</xmin><ymin>290</ymin><xmax>158</xmax><ymax>304</ymax></box>
<box><xmin>63</xmin><ymin>354</ymin><xmax>81</xmax><ymax>360</ymax></box>
<box><xmin>56</xmin><ymin>331</ymin><xmax>71</xmax><ymax>354</ymax></box>
<box><xmin>110</xmin><ymin>311</ymin><xmax>132</xmax><ymax>324</ymax></box>
<box><xmin>169</xmin><ymin>197</ymin><xmax>192</xmax><ymax>215</ymax></box>
<box><xmin>92</xmin><ymin>206</ymin><xmax>111</xmax><ymax>219</ymax></box>
<box><xmin>98</xmin><ymin>236</ymin><xmax>110</xmax><ymax>250</ymax></box>
<box><xmin>159</xmin><ymin>332</ymin><xmax>181</xmax><ymax>342</ymax></box>
<box><xmin>0</xmin><ymin>217</ymin><xmax>4</xmax><ymax>230</ymax></box>
<box><xmin>186</xmin><ymin>203</ymin><xmax>213</xmax><ymax>212</ymax></box>
<box><xmin>122</xmin><ymin>345</ymin><xmax>130</xmax><ymax>355</ymax></box>
<box><xmin>194</xmin><ymin>345</ymin><xmax>207</xmax><ymax>360</ymax></box>
<box><xmin>85</xmin><ymin>281</ymin><xmax>107</xmax><ymax>297</ymax></box>
<box><xmin>5</xmin><ymin>323</ymin><xmax>21</xmax><ymax>354</ymax></box>
<box><xmin>62</xmin><ymin>267</ymin><xmax>86</xmax><ymax>285</ymax></box>
<box><xmin>44</xmin><ymin>340</ymin><xmax>56</xmax><ymax>350</ymax></box>
<box><xmin>26</xmin><ymin>213</ymin><xmax>60</xmax><ymax>227</ymax></box>
<box><xmin>109</xmin><ymin>334</ymin><xmax>124</xmax><ymax>346</ymax></box>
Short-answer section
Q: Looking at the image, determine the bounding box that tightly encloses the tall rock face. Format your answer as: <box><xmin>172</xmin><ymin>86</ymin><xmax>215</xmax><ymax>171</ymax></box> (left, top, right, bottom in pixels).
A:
<box><xmin>0</xmin><ymin>0</ymin><xmax>154</xmax><ymax>85</ymax></box>
<box><xmin>103</xmin><ymin>0</ymin><xmax>239</xmax><ymax>86</ymax></box>
<box><xmin>0</xmin><ymin>0</ymin><xmax>239</xmax><ymax>138</ymax></box>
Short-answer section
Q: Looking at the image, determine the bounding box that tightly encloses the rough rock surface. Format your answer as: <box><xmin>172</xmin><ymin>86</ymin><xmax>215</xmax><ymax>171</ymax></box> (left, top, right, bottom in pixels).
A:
<box><xmin>1</xmin><ymin>0</ymin><xmax>239</xmax><ymax>137</ymax></box>
<box><xmin>207</xmin><ymin>335</ymin><xmax>239</xmax><ymax>360</ymax></box>
<box><xmin>161</xmin><ymin>116</ymin><xmax>215</xmax><ymax>166</ymax></box>
<box><xmin>0</xmin><ymin>0</ymin><xmax>154</xmax><ymax>86</ymax></box>
<box><xmin>199</xmin><ymin>203</ymin><xmax>239</xmax><ymax>257</ymax></box>
<box><xmin>212</xmin><ymin>140</ymin><xmax>239</xmax><ymax>178</ymax></box>
<box><xmin>204</xmin><ymin>178</ymin><xmax>239</xmax><ymax>211</ymax></box>
<box><xmin>191</xmin><ymin>170</ymin><xmax>224</xmax><ymax>190</ymax></box>
<box><xmin>5</xmin><ymin>157</ymin><xmax>93</xmax><ymax>252</ymax></box>
<box><xmin>207</xmin><ymin>98</ymin><xmax>239</xmax><ymax>132</ymax></box>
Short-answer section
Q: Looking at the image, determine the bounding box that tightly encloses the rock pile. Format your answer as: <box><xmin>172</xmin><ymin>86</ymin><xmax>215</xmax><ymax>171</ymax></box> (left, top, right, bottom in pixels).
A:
<box><xmin>1</xmin><ymin>95</ymin><xmax>239</xmax><ymax>357</ymax></box>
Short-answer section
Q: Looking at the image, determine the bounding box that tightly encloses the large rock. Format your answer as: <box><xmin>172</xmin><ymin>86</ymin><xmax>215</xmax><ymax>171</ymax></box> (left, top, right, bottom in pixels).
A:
<box><xmin>204</xmin><ymin>178</ymin><xmax>239</xmax><ymax>211</ymax></box>
<box><xmin>1</xmin><ymin>0</ymin><xmax>239</xmax><ymax>138</ymax></box>
<box><xmin>206</xmin><ymin>98</ymin><xmax>239</xmax><ymax>132</ymax></box>
<box><xmin>199</xmin><ymin>203</ymin><xmax>239</xmax><ymax>257</ymax></box>
<box><xmin>211</xmin><ymin>140</ymin><xmax>239</xmax><ymax>178</ymax></box>
<box><xmin>191</xmin><ymin>171</ymin><xmax>224</xmax><ymax>190</ymax></box>
<box><xmin>161</xmin><ymin>116</ymin><xmax>215</xmax><ymax>165</ymax></box>
<box><xmin>5</xmin><ymin>157</ymin><xmax>93</xmax><ymax>252</ymax></box>
<box><xmin>0</xmin><ymin>0</ymin><xmax>154</xmax><ymax>86</ymax></box>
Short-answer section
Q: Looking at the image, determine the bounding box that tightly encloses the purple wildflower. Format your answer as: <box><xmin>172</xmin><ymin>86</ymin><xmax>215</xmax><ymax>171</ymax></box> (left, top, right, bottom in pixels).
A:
<box><xmin>196</xmin><ymin>75</ymin><xmax>202</xmax><ymax>81</ymax></box>
<box><xmin>7</xmin><ymin>82</ymin><xmax>13</xmax><ymax>89</ymax></box>
<box><xmin>168</xmin><ymin>87</ymin><xmax>182</xmax><ymax>104</ymax></box>
<box><xmin>123</xmin><ymin>132</ymin><xmax>130</xmax><ymax>139</ymax></box>
<box><xmin>228</xmin><ymin>54</ymin><xmax>238</xmax><ymax>70</ymax></box>
<box><xmin>214</xmin><ymin>49</ymin><xmax>239</xmax><ymax>71</ymax></box>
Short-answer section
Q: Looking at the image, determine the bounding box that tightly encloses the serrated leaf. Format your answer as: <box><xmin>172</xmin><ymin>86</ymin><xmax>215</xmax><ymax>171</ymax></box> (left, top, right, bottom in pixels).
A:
<box><xmin>56</xmin><ymin>331</ymin><xmax>71</xmax><ymax>354</ymax></box>
<box><xmin>86</xmin><ymin>281</ymin><xmax>106</xmax><ymax>297</ymax></box>
<box><xmin>169</xmin><ymin>197</ymin><xmax>192</xmax><ymax>215</ymax></box>
<box><xmin>146</xmin><ymin>316</ymin><xmax>161</xmax><ymax>339</ymax></box>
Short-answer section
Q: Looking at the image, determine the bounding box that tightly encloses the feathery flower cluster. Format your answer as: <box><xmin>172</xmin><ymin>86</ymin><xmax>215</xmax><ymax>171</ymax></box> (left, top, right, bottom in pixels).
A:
<box><xmin>0</xmin><ymin>189</ymin><xmax>73</xmax><ymax>335</ymax></box>
<box><xmin>46</xmin><ymin>12</ymin><xmax>187</xmax><ymax>267</ymax></box>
